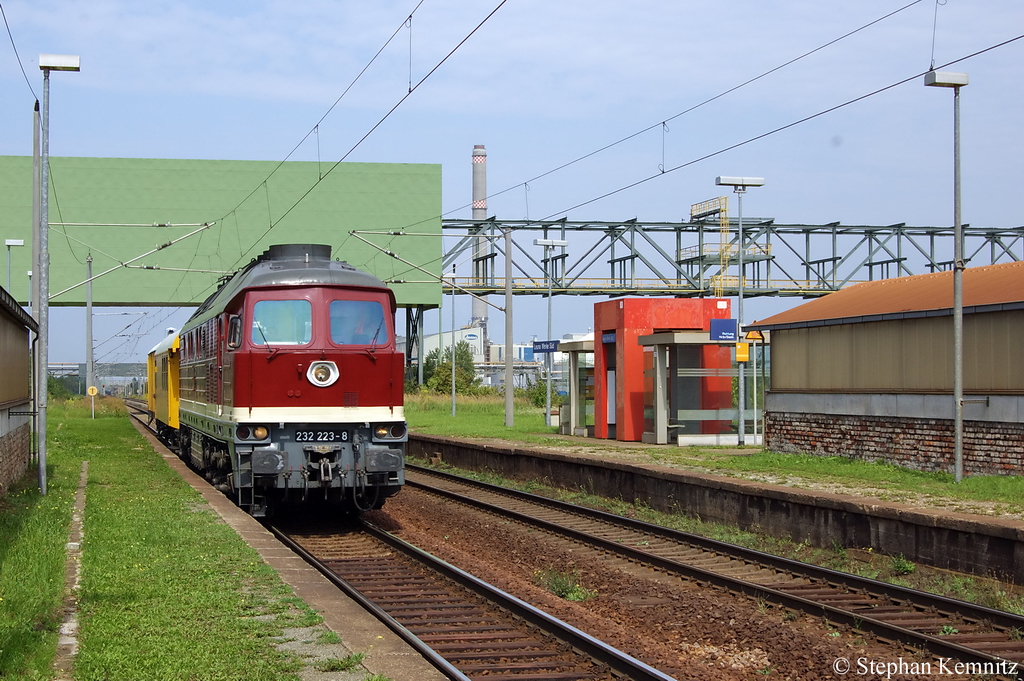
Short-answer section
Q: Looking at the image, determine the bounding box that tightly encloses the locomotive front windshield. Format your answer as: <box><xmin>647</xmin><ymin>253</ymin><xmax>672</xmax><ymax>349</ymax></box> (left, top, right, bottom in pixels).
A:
<box><xmin>330</xmin><ymin>300</ymin><xmax>389</xmax><ymax>345</ymax></box>
<box><xmin>252</xmin><ymin>300</ymin><xmax>312</xmax><ymax>345</ymax></box>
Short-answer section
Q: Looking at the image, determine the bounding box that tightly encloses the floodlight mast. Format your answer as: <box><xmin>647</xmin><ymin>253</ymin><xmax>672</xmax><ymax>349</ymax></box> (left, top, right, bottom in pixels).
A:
<box><xmin>924</xmin><ymin>69</ymin><xmax>968</xmax><ymax>483</ymax></box>
<box><xmin>715</xmin><ymin>176</ymin><xmax>765</xmax><ymax>446</ymax></box>
<box><xmin>37</xmin><ymin>54</ymin><xmax>80</xmax><ymax>496</ymax></box>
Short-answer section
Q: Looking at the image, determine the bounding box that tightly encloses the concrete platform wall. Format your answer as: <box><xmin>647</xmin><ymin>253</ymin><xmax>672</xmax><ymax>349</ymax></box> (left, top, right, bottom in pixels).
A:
<box><xmin>409</xmin><ymin>433</ymin><xmax>1024</xmax><ymax>584</ymax></box>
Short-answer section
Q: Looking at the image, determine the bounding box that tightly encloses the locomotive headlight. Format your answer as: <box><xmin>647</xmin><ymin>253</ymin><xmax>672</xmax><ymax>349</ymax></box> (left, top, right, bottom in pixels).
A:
<box><xmin>306</xmin><ymin>361</ymin><xmax>339</xmax><ymax>387</ymax></box>
<box><xmin>373</xmin><ymin>423</ymin><xmax>407</xmax><ymax>440</ymax></box>
<box><xmin>235</xmin><ymin>425</ymin><xmax>270</xmax><ymax>441</ymax></box>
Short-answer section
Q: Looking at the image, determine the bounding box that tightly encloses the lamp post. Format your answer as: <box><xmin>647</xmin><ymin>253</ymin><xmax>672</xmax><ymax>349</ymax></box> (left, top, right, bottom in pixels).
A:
<box><xmin>86</xmin><ymin>254</ymin><xmax>94</xmax><ymax>416</ymax></box>
<box><xmin>715</xmin><ymin>176</ymin><xmax>764</xmax><ymax>446</ymax></box>
<box><xmin>534</xmin><ymin>238</ymin><xmax>568</xmax><ymax>427</ymax></box>
<box><xmin>37</xmin><ymin>53</ymin><xmax>80</xmax><ymax>495</ymax></box>
<box><xmin>925</xmin><ymin>69</ymin><xmax>968</xmax><ymax>483</ymax></box>
<box><xmin>451</xmin><ymin>265</ymin><xmax>456</xmax><ymax>417</ymax></box>
<box><xmin>5</xmin><ymin>239</ymin><xmax>23</xmax><ymax>291</ymax></box>
<box><xmin>504</xmin><ymin>226</ymin><xmax>514</xmax><ymax>427</ymax></box>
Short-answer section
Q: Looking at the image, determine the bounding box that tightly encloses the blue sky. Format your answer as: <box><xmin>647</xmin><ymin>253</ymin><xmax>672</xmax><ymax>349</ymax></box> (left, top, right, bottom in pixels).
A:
<box><xmin>1</xmin><ymin>0</ymin><xmax>1022</xmax><ymax>363</ymax></box>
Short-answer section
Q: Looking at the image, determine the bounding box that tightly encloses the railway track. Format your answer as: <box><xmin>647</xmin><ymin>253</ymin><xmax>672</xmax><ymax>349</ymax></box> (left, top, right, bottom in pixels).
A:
<box><xmin>406</xmin><ymin>463</ymin><xmax>1024</xmax><ymax>675</ymax></box>
<box><xmin>125</xmin><ymin>400</ymin><xmax>669</xmax><ymax>679</ymax></box>
<box><xmin>124</xmin><ymin>398</ymin><xmax>153</xmax><ymax>427</ymax></box>
<box><xmin>271</xmin><ymin>520</ymin><xmax>674</xmax><ymax>681</ymax></box>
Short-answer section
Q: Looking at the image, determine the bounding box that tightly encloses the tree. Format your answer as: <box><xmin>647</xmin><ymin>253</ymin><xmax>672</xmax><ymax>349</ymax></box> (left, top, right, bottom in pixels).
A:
<box><xmin>422</xmin><ymin>341</ymin><xmax>479</xmax><ymax>394</ymax></box>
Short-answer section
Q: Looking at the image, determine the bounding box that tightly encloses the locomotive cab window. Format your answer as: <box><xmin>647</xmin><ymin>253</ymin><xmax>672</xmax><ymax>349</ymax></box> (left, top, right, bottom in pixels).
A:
<box><xmin>227</xmin><ymin>315</ymin><xmax>242</xmax><ymax>349</ymax></box>
<box><xmin>330</xmin><ymin>300</ymin><xmax>389</xmax><ymax>346</ymax></box>
<box><xmin>251</xmin><ymin>300</ymin><xmax>312</xmax><ymax>345</ymax></box>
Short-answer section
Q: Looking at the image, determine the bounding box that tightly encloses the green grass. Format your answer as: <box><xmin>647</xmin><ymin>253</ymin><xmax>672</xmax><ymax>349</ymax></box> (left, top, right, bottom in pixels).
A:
<box><xmin>0</xmin><ymin>458</ymin><xmax>75</xmax><ymax>678</ymax></box>
<box><xmin>64</xmin><ymin>402</ymin><xmax>307</xmax><ymax>680</ymax></box>
<box><xmin>315</xmin><ymin>652</ymin><xmax>364</xmax><ymax>672</ymax></box>
<box><xmin>533</xmin><ymin>567</ymin><xmax>597</xmax><ymax>602</ymax></box>
<box><xmin>406</xmin><ymin>393</ymin><xmax>1024</xmax><ymax>513</ymax></box>
<box><xmin>405</xmin><ymin>392</ymin><xmax>561</xmax><ymax>444</ymax></box>
<box><xmin>0</xmin><ymin>397</ymin><xmax>335</xmax><ymax>680</ymax></box>
<box><xmin>660</xmin><ymin>448</ymin><xmax>1024</xmax><ymax>511</ymax></box>
<box><xmin>407</xmin><ymin>394</ymin><xmax>1024</xmax><ymax>612</ymax></box>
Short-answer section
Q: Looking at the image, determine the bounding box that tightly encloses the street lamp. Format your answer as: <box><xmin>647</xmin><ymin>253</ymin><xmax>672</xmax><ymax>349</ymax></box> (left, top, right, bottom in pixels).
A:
<box><xmin>715</xmin><ymin>176</ymin><xmax>764</xmax><ymax>446</ymax></box>
<box><xmin>37</xmin><ymin>53</ymin><xmax>80</xmax><ymax>495</ymax></box>
<box><xmin>534</xmin><ymin>238</ymin><xmax>568</xmax><ymax>427</ymax></box>
<box><xmin>5</xmin><ymin>239</ymin><xmax>23</xmax><ymax>291</ymax></box>
<box><xmin>925</xmin><ymin>69</ymin><xmax>968</xmax><ymax>483</ymax></box>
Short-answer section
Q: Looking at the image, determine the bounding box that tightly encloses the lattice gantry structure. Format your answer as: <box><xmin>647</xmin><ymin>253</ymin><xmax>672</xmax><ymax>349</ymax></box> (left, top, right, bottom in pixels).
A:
<box><xmin>436</xmin><ymin>217</ymin><xmax>1024</xmax><ymax>298</ymax></box>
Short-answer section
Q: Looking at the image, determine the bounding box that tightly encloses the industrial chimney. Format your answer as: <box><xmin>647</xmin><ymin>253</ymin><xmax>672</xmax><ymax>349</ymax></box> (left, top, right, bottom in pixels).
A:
<box><xmin>470</xmin><ymin>145</ymin><xmax>489</xmax><ymax>347</ymax></box>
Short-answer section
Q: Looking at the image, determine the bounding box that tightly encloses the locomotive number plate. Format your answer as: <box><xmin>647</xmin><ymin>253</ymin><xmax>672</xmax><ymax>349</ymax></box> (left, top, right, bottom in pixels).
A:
<box><xmin>296</xmin><ymin>430</ymin><xmax>349</xmax><ymax>443</ymax></box>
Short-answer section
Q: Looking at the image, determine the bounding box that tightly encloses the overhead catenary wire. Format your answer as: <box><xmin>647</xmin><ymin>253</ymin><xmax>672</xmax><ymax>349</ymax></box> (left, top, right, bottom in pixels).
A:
<box><xmin>214</xmin><ymin>0</ymin><xmax>428</xmax><ymax>258</ymax></box>
<box><xmin>930</xmin><ymin>0</ymin><xmax>948</xmax><ymax>70</ymax></box>
<box><xmin>178</xmin><ymin>0</ymin><xmax>921</xmax><ymax>306</ymax></box>
<box><xmin>351</xmin><ymin>32</ymin><xmax>1024</xmax><ymax>290</ymax></box>
<box><xmin>228</xmin><ymin>0</ymin><xmax>509</xmax><ymax>270</ymax></box>
<box><xmin>442</xmin><ymin>0</ymin><xmax>928</xmax><ymax>218</ymax></box>
<box><xmin>329</xmin><ymin>0</ymin><xmax>941</xmax><ymax>274</ymax></box>
<box><xmin>533</xmin><ymin>36</ymin><xmax>1024</xmax><ymax>222</ymax></box>
<box><xmin>49</xmin><ymin>223</ymin><xmax>214</xmax><ymax>300</ymax></box>
<box><xmin>0</xmin><ymin>2</ymin><xmax>37</xmax><ymax>100</ymax></box>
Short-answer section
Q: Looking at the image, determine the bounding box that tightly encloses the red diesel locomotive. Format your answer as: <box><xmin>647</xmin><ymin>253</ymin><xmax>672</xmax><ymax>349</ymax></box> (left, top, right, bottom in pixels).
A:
<box><xmin>147</xmin><ymin>244</ymin><xmax>406</xmax><ymax>516</ymax></box>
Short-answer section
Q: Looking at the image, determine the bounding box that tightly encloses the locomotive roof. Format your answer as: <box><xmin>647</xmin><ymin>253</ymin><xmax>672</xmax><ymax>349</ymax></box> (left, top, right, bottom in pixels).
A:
<box><xmin>185</xmin><ymin>244</ymin><xmax>392</xmax><ymax>328</ymax></box>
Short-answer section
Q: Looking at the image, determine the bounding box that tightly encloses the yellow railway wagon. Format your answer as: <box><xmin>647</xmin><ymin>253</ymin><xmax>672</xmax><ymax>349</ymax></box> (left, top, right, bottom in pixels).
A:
<box><xmin>148</xmin><ymin>332</ymin><xmax>180</xmax><ymax>430</ymax></box>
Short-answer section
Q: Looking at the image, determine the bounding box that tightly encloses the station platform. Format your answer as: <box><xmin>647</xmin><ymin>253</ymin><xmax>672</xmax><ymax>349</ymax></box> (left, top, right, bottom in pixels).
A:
<box><xmin>408</xmin><ymin>432</ymin><xmax>1024</xmax><ymax>586</ymax></box>
<box><xmin>131</xmin><ymin>420</ymin><xmax>445</xmax><ymax>681</ymax></box>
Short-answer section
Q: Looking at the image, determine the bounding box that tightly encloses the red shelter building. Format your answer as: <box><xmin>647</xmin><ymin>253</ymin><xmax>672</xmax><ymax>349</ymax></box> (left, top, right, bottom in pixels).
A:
<box><xmin>594</xmin><ymin>298</ymin><xmax>733</xmax><ymax>441</ymax></box>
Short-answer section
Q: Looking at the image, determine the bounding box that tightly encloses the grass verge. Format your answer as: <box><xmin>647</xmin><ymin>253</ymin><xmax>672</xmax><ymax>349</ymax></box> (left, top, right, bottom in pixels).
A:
<box><xmin>406</xmin><ymin>393</ymin><xmax>1024</xmax><ymax>515</ymax></box>
<box><xmin>1</xmin><ymin>397</ymin><xmax>379</xmax><ymax>680</ymax></box>
<box><xmin>58</xmin><ymin>398</ymin><xmax>309</xmax><ymax>680</ymax></box>
<box><xmin>404</xmin><ymin>392</ymin><xmax>558</xmax><ymax>443</ymax></box>
<box><xmin>0</xmin><ymin>455</ymin><xmax>74</xmax><ymax>678</ymax></box>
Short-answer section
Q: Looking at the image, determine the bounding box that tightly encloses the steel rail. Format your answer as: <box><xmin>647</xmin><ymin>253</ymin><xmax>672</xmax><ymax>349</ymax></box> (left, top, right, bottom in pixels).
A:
<box><xmin>272</xmin><ymin>520</ymin><xmax>674</xmax><ymax>681</ymax></box>
<box><xmin>407</xmin><ymin>464</ymin><xmax>1024</xmax><ymax>670</ymax></box>
<box><xmin>267</xmin><ymin>525</ymin><xmax>472</xmax><ymax>681</ymax></box>
<box><xmin>358</xmin><ymin>521</ymin><xmax>675</xmax><ymax>681</ymax></box>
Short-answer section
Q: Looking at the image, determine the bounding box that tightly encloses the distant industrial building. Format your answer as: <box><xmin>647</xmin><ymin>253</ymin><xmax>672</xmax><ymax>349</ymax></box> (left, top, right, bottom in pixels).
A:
<box><xmin>749</xmin><ymin>261</ymin><xmax>1024</xmax><ymax>475</ymax></box>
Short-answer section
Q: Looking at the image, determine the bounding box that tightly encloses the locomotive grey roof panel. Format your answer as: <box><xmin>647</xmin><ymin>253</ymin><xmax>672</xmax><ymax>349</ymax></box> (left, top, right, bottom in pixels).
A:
<box><xmin>188</xmin><ymin>244</ymin><xmax>394</xmax><ymax>325</ymax></box>
<box><xmin>0</xmin><ymin>156</ymin><xmax>442</xmax><ymax>309</ymax></box>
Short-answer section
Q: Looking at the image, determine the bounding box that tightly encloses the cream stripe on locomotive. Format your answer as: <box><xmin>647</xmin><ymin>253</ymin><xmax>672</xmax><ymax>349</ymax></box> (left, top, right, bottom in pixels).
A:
<box><xmin>177</xmin><ymin>400</ymin><xmax>404</xmax><ymax>424</ymax></box>
<box><xmin>230</xmin><ymin>405</ymin><xmax>405</xmax><ymax>423</ymax></box>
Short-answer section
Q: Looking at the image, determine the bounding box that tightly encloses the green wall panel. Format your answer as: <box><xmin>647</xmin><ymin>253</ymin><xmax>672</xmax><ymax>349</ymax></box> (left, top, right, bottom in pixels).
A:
<box><xmin>0</xmin><ymin>156</ymin><xmax>442</xmax><ymax>308</ymax></box>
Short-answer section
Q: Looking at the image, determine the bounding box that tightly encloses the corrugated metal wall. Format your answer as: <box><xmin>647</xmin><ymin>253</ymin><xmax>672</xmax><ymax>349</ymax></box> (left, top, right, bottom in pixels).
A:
<box><xmin>0</xmin><ymin>309</ymin><xmax>30</xmax><ymax>405</ymax></box>
<box><xmin>770</xmin><ymin>310</ymin><xmax>1023</xmax><ymax>393</ymax></box>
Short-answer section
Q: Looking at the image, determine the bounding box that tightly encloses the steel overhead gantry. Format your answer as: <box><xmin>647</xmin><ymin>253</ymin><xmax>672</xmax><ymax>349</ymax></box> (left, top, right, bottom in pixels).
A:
<box><xmin>437</xmin><ymin>218</ymin><xmax>1024</xmax><ymax>298</ymax></box>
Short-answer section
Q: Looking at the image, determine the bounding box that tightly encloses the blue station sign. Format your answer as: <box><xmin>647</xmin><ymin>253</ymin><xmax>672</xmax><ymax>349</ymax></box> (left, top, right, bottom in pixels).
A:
<box><xmin>710</xmin><ymin>318</ymin><xmax>738</xmax><ymax>341</ymax></box>
<box><xmin>532</xmin><ymin>340</ymin><xmax>560</xmax><ymax>353</ymax></box>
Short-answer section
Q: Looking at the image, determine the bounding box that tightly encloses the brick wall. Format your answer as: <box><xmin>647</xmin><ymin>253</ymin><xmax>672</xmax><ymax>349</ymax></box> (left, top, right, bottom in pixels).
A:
<box><xmin>0</xmin><ymin>423</ymin><xmax>31</xmax><ymax>496</ymax></box>
<box><xmin>766</xmin><ymin>411</ymin><xmax>1024</xmax><ymax>476</ymax></box>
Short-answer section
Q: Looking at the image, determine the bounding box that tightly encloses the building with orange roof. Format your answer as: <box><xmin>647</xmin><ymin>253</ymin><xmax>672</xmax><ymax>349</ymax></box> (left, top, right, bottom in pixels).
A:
<box><xmin>748</xmin><ymin>261</ymin><xmax>1024</xmax><ymax>475</ymax></box>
